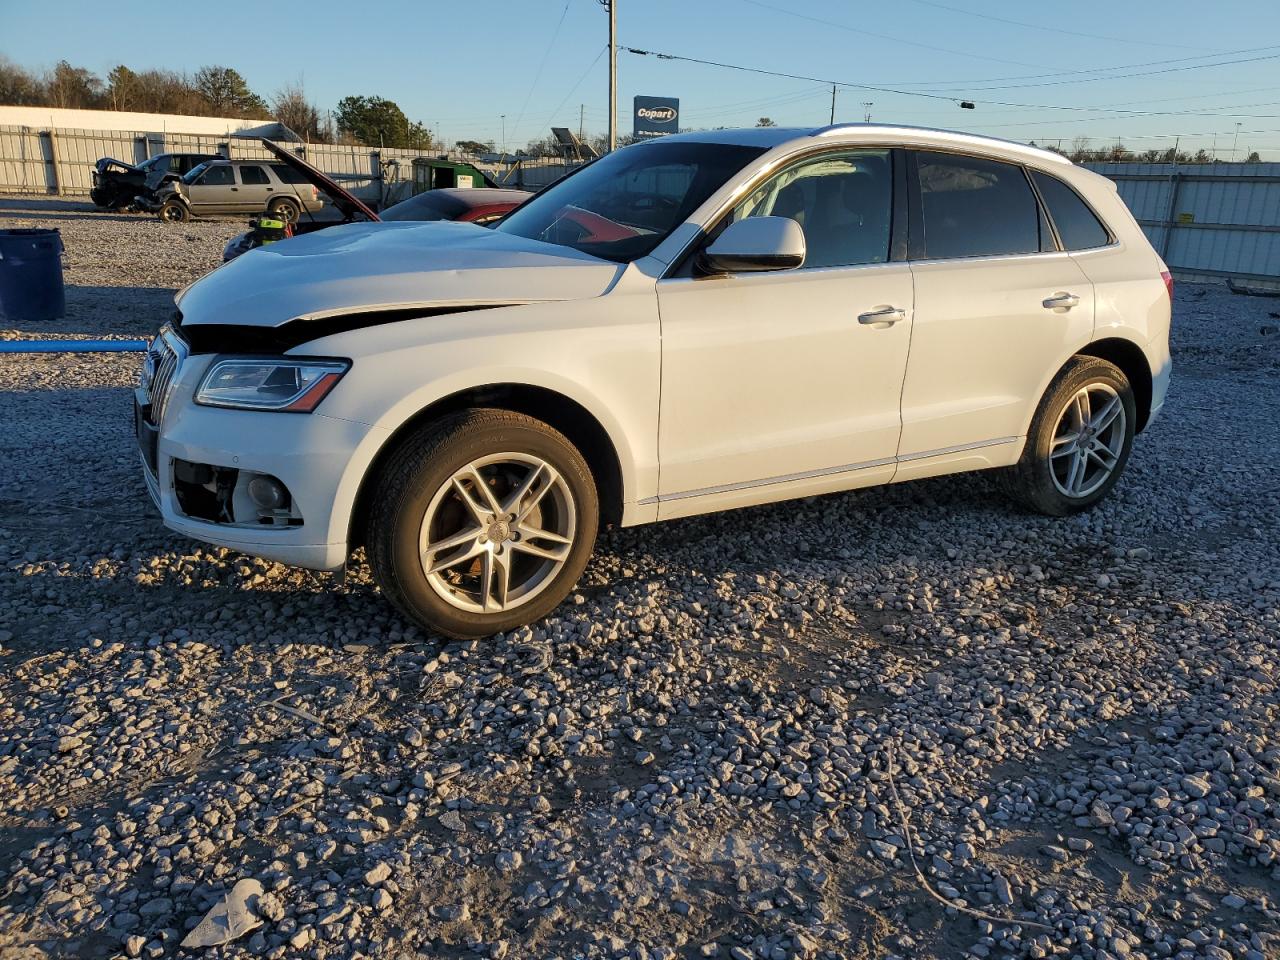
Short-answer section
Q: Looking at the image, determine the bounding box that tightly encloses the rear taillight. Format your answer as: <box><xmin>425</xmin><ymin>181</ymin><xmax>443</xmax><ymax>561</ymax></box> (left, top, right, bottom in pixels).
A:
<box><xmin>1161</xmin><ymin>270</ymin><xmax>1174</xmax><ymax>301</ymax></box>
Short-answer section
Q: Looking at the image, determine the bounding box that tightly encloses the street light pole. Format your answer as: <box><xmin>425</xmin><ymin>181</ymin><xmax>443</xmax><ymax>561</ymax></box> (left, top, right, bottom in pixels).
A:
<box><xmin>1233</xmin><ymin>122</ymin><xmax>1242</xmax><ymax>161</ymax></box>
<box><xmin>501</xmin><ymin>114</ymin><xmax>506</xmax><ymax>158</ymax></box>
<box><xmin>608</xmin><ymin>0</ymin><xmax>617</xmax><ymax>152</ymax></box>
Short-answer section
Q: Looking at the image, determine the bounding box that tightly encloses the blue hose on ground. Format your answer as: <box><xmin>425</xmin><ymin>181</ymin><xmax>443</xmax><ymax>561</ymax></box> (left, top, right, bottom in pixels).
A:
<box><xmin>0</xmin><ymin>339</ymin><xmax>149</xmax><ymax>354</ymax></box>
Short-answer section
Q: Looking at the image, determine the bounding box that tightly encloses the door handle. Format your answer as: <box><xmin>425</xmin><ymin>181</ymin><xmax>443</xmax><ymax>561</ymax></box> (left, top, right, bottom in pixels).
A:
<box><xmin>858</xmin><ymin>306</ymin><xmax>906</xmax><ymax>326</ymax></box>
<box><xmin>1042</xmin><ymin>292</ymin><xmax>1080</xmax><ymax>310</ymax></box>
<box><xmin>230</xmin><ymin>187</ymin><xmax>238</xmax><ymax>192</ymax></box>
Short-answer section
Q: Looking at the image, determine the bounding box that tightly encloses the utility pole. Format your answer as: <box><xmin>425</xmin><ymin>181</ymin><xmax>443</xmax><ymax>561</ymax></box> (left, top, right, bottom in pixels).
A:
<box><xmin>501</xmin><ymin>114</ymin><xmax>506</xmax><ymax>159</ymax></box>
<box><xmin>1233</xmin><ymin>122</ymin><xmax>1242</xmax><ymax>161</ymax></box>
<box><xmin>608</xmin><ymin>0</ymin><xmax>617</xmax><ymax>152</ymax></box>
<box><xmin>862</xmin><ymin>101</ymin><xmax>873</xmax><ymax>123</ymax></box>
<box><xmin>579</xmin><ymin>103</ymin><xmax>585</xmax><ymax>141</ymax></box>
<box><xmin>830</xmin><ymin>84</ymin><xmax>836</xmax><ymax>124</ymax></box>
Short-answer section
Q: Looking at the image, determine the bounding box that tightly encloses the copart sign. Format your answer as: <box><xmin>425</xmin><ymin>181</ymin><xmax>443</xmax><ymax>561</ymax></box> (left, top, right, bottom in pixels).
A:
<box><xmin>633</xmin><ymin>96</ymin><xmax>680</xmax><ymax>140</ymax></box>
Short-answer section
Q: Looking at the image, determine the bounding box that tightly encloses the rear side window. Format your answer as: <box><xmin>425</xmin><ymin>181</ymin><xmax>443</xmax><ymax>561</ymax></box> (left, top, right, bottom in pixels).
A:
<box><xmin>239</xmin><ymin>165</ymin><xmax>269</xmax><ymax>185</ymax></box>
<box><xmin>915</xmin><ymin>151</ymin><xmax>1040</xmax><ymax>260</ymax></box>
<box><xmin>271</xmin><ymin>163</ymin><xmax>308</xmax><ymax>184</ymax></box>
<box><xmin>1031</xmin><ymin>171</ymin><xmax>1111</xmax><ymax>250</ymax></box>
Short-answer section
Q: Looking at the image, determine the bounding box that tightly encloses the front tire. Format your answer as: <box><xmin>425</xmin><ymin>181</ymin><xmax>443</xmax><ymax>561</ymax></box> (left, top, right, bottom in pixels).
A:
<box><xmin>158</xmin><ymin>200</ymin><xmax>189</xmax><ymax>223</ymax></box>
<box><xmin>1002</xmin><ymin>356</ymin><xmax>1136</xmax><ymax>516</ymax></box>
<box><xmin>366</xmin><ymin>409</ymin><xmax>598</xmax><ymax>639</ymax></box>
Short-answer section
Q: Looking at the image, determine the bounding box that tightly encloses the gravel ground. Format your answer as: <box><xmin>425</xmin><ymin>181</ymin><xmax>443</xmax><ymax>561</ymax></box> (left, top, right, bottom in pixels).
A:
<box><xmin>1</xmin><ymin>195</ymin><xmax>1279</xmax><ymax>960</ymax></box>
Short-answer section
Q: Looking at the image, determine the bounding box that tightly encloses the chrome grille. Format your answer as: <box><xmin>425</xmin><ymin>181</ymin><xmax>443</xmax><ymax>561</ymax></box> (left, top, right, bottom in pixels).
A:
<box><xmin>141</xmin><ymin>327</ymin><xmax>185</xmax><ymax>426</ymax></box>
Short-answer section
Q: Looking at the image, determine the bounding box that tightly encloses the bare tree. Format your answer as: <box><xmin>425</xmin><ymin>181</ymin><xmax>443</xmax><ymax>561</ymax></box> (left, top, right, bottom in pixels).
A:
<box><xmin>272</xmin><ymin>82</ymin><xmax>325</xmax><ymax>141</ymax></box>
<box><xmin>0</xmin><ymin>56</ymin><xmax>43</xmax><ymax>105</ymax></box>
<box><xmin>45</xmin><ymin>60</ymin><xmax>102</xmax><ymax>109</ymax></box>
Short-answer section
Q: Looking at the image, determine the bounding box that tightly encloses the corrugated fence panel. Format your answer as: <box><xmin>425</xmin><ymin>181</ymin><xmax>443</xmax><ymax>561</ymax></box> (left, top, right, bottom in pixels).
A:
<box><xmin>1087</xmin><ymin>162</ymin><xmax>1280</xmax><ymax>283</ymax></box>
<box><xmin>0</xmin><ymin>126</ymin><xmax>49</xmax><ymax>193</ymax></box>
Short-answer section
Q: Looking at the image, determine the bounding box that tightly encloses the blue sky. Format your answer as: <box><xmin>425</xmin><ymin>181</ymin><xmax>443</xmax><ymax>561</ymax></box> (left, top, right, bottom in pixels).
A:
<box><xmin>3</xmin><ymin>0</ymin><xmax>1280</xmax><ymax>158</ymax></box>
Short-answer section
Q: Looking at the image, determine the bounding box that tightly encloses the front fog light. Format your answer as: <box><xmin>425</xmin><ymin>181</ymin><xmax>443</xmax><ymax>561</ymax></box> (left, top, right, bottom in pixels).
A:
<box><xmin>247</xmin><ymin>474</ymin><xmax>288</xmax><ymax>511</ymax></box>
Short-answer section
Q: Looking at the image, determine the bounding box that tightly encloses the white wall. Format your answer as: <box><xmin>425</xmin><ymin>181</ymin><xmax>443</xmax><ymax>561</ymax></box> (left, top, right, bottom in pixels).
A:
<box><xmin>0</xmin><ymin>106</ymin><xmax>272</xmax><ymax>137</ymax></box>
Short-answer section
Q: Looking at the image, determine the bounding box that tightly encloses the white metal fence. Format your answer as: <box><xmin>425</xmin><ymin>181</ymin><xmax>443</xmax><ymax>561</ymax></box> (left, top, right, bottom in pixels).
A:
<box><xmin>0</xmin><ymin>125</ymin><xmax>458</xmax><ymax>201</ymax></box>
<box><xmin>1085</xmin><ymin>162</ymin><xmax>1280</xmax><ymax>288</ymax></box>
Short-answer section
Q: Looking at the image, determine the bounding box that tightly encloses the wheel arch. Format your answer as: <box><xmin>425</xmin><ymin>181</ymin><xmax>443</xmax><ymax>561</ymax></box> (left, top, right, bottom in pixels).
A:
<box><xmin>347</xmin><ymin>382</ymin><xmax>626</xmax><ymax>552</ymax></box>
<box><xmin>1074</xmin><ymin>336</ymin><xmax>1154</xmax><ymax>433</ymax></box>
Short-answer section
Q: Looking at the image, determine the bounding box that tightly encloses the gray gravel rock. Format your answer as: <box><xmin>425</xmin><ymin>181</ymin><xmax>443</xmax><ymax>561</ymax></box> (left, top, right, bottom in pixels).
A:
<box><xmin>1</xmin><ymin>198</ymin><xmax>1279</xmax><ymax>959</ymax></box>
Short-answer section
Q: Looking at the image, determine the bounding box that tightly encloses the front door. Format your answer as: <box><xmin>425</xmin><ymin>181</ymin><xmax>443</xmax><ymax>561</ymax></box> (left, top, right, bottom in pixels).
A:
<box><xmin>899</xmin><ymin>150</ymin><xmax>1095</xmax><ymax>461</ymax></box>
<box><xmin>656</xmin><ymin>148</ymin><xmax>913</xmax><ymax>517</ymax></box>
<box><xmin>184</xmin><ymin>163</ymin><xmax>237</xmax><ymax>215</ymax></box>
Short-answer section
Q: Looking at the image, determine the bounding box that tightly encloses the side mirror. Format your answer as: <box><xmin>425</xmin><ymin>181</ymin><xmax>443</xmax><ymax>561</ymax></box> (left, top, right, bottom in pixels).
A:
<box><xmin>699</xmin><ymin>216</ymin><xmax>806</xmax><ymax>274</ymax></box>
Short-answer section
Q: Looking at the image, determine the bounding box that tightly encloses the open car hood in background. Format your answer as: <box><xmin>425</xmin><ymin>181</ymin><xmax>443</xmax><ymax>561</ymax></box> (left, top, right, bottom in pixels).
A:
<box><xmin>261</xmin><ymin>139</ymin><xmax>380</xmax><ymax>222</ymax></box>
<box><xmin>95</xmin><ymin>157</ymin><xmax>141</xmax><ymax>174</ymax></box>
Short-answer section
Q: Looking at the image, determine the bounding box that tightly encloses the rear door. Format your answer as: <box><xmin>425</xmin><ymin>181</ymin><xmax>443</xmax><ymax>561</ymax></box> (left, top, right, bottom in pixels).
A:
<box><xmin>236</xmin><ymin>164</ymin><xmax>274</xmax><ymax>212</ymax></box>
<box><xmin>898</xmin><ymin>150</ymin><xmax>1094</xmax><ymax>471</ymax></box>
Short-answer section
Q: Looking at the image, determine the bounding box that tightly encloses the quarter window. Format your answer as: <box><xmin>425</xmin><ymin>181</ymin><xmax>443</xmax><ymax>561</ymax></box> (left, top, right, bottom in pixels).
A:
<box><xmin>731</xmin><ymin>149</ymin><xmax>893</xmax><ymax>268</ymax></box>
<box><xmin>239</xmin><ymin>165</ymin><xmax>270</xmax><ymax>185</ymax></box>
<box><xmin>915</xmin><ymin>151</ymin><xmax>1040</xmax><ymax>260</ymax></box>
<box><xmin>1031</xmin><ymin>170</ymin><xmax>1110</xmax><ymax>250</ymax></box>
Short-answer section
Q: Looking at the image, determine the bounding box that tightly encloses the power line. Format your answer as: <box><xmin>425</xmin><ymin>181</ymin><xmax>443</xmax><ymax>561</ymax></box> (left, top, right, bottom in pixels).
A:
<box><xmin>900</xmin><ymin>0</ymin><xmax>1218</xmax><ymax>51</ymax></box>
<box><xmin>541</xmin><ymin>44</ymin><xmax>608</xmax><ymax>133</ymax></box>
<box><xmin>921</xmin><ymin>49</ymin><xmax>1280</xmax><ymax>93</ymax></box>
<box><xmin>735</xmin><ymin>0</ymin><xmax>1058</xmax><ymax>70</ymax></box>
<box><xmin>507</xmin><ymin>0</ymin><xmax>572</xmax><ymax>145</ymax></box>
<box><xmin>621</xmin><ymin>46</ymin><xmax>1280</xmax><ymax>119</ymax></box>
<box><xmin>881</xmin><ymin>43</ymin><xmax>1280</xmax><ymax>91</ymax></box>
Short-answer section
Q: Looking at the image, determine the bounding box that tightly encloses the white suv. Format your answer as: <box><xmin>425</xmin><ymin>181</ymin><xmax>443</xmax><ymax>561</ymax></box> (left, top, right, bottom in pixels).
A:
<box><xmin>136</xmin><ymin>124</ymin><xmax>1172</xmax><ymax>637</ymax></box>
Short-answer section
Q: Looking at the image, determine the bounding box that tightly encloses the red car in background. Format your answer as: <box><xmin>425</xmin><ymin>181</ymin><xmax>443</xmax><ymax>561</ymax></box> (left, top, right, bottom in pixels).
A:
<box><xmin>381</xmin><ymin>187</ymin><xmax>530</xmax><ymax>225</ymax></box>
<box><xmin>222</xmin><ymin>140</ymin><xmax>532</xmax><ymax>261</ymax></box>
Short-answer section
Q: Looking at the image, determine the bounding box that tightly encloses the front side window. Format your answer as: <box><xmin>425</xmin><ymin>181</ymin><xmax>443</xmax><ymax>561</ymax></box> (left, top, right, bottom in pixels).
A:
<box><xmin>916</xmin><ymin>151</ymin><xmax>1040</xmax><ymax>260</ymax></box>
<box><xmin>239</xmin><ymin>165</ymin><xmax>270</xmax><ymax>185</ymax></box>
<box><xmin>496</xmin><ymin>140</ymin><xmax>766</xmax><ymax>263</ymax></box>
<box><xmin>730</xmin><ymin>149</ymin><xmax>892</xmax><ymax>268</ymax></box>
<box><xmin>195</xmin><ymin>164</ymin><xmax>234</xmax><ymax>187</ymax></box>
<box><xmin>1031</xmin><ymin>170</ymin><xmax>1110</xmax><ymax>251</ymax></box>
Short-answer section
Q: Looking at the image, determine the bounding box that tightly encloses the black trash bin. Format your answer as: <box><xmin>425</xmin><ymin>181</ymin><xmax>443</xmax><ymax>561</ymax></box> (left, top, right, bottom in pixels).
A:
<box><xmin>0</xmin><ymin>228</ymin><xmax>66</xmax><ymax>322</ymax></box>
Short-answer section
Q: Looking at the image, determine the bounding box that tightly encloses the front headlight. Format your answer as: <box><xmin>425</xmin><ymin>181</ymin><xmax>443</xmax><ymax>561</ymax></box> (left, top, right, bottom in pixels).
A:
<box><xmin>195</xmin><ymin>358</ymin><xmax>349</xmax><ymax>413</ymax></box>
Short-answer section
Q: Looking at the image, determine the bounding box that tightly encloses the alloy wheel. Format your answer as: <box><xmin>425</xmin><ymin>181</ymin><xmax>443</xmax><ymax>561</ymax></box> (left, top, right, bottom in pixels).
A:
<box><xmin>418</xmin><ymin>453</ymin><xmax>577</xmax><ymax>614</ymax></box>
<box><xmin>1049</xmin><ymin>382</ymin><xmax>1128</xmax><ymax>499</ymax></box>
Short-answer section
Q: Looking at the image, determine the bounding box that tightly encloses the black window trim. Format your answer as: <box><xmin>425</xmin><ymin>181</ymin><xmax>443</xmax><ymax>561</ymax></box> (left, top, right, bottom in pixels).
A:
<box><xmin>664</xmin><ymin>144</ymin><xmax>910</xmax><ymax>279</ymax></box>
<box><xmin>238</xmin><ymin>164</ymin><xmax>271</xmax><ymax>186</ymax></box>
<box><xmin>907</xmin><ymin>147</ymin><xmax>1119</xmax><ymax>263</ymax></box>
<box><xmin>197</xmin><ymin>162</ymin><xmax>236</xmax><ymax>186</ymax></box>
<box><xmin>1025</xmin><ymin>166</ymin><xmax>1117</xmax><ymax>253</ymax></box>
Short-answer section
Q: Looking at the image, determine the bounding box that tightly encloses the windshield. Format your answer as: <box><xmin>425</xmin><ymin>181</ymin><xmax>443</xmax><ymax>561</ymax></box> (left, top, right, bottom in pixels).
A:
<box><xmin>138</xmin><ymin>156</ymin><xmax>165</xmax><ymax>172</ymax></box>
<box><xmin>495</xmin><ymin>140</ymin><xmax>765</xmax><ymax>262</ymax></box>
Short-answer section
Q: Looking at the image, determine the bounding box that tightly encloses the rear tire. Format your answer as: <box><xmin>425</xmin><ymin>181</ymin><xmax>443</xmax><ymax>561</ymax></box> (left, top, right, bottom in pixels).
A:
<box><xmin>268</xmin><ymin>197</ymin><xmax>300</xmax><ymax>223</ymax></box>
<box><xmin>1001</xmin><ymin>355</ymin><xmax>1136</xmax><ymax>516</ymax></box>
<box><xmin>366</xmin><ymin>409</ymin><xmax>598</xmax><ymax>639</ymax></box>
<box><xmin>158</xmin><ymin>200</ymin><xmax>189</xmax><ymax>223</ymax></box>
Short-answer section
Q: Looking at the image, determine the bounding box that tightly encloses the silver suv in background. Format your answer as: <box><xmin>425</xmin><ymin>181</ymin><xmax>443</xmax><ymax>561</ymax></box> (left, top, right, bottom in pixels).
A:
<box><xmin>148</xmin><ymin>160</ymin><xmax>324</xmax><ymax>223</ymax></box>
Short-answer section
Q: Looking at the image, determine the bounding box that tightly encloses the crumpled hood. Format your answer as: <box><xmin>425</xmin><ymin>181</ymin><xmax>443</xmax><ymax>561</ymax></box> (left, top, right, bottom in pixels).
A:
<box><xmin>177</xmin><ymin>220</ymin><xmax>622</xmax><ymax>328</ymax></box>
